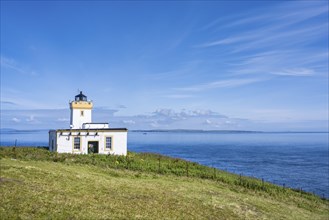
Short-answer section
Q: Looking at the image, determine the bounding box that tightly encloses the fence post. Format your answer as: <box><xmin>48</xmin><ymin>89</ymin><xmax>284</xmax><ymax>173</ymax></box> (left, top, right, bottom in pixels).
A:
<box><xmin>127</xmin><ymin>156</ymin><xmax>129</xmax><ymax>169</ymax></box>
<box><xmin>186</xmin><ymin>162</ymin><xmax>189</xmax><ymax>177</ymax></box>
<box><xmin>158</xmin><ymin>156</ymin><xmax>161</xmax><ymax>173</ymax></box>
<box><xmin>13</xmin><ymin>139</ymin><xmax>17</xmax><ymax>159</ymax></box>
<box><xmin>213</xmin><ymin>167</ymin><xmax>216</xmax><ymax>179</ymax></box>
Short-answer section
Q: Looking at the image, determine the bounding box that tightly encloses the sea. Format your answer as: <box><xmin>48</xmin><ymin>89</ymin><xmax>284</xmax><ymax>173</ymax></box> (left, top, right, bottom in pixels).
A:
<box><xmin>1</xmin><ymin>129</ymin><xmax>328</xmax><ymax>198</ymax></box>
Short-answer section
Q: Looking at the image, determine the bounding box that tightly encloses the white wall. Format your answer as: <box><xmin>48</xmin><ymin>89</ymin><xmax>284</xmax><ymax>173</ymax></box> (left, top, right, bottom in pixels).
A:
<box><xmin>70</xmin><ymin>109</ymin><xmax>92</xmax><ymax>129</ymax></box>
<box><xmin>55</xmin><ymin>130</ymin><xmax>127</xmax><ymax>155</ymax></box>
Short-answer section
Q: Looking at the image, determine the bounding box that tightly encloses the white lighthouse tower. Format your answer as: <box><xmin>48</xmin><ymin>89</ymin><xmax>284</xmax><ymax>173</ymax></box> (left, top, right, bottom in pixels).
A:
<box><xmin>70</xmin><ymin>91</ymin><xmax>93</xmax><ymax>129</ymax></box>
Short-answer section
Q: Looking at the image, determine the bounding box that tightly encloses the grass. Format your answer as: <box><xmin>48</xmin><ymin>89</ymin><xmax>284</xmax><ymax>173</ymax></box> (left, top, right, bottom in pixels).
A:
<box><xmin>0</xmin><ymin>147</ymin><xmax>328</xmax><ymax>219</ymax></box>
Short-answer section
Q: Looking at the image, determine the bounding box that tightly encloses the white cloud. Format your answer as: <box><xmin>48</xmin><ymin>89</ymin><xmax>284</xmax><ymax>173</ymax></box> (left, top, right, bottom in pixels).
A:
<box><xmin>117</xmin><ymin>105</ymin><xmax>127</xmax><ymax>109</ymax></box>
<box><xmin>225</xmin><ymin>120</ymin><xmax>235</xmax><ymax>125</ymax></box>
<box><xmin>1</xmin><ymin>101</ymin><xmax>19</xmax><ymax>110</ymax></box>
<box><xmin>198</xmin><ymin>1</ymin><xmax>328</xmax><ymax>48</ymax></box>
<box><xmin>153</xmin><ymin>109</ymin><xmax>176</xmax><ymax>117</ymax></box>
<box><xmin>0</xmin><ymin>93</ymin><xmax>56</xmax><ymax>110</ymax></box>
<box><xmin>26</xmin><ymin>115</ymin><xmax>36</xmax><ymax>122</ymax></box>
<box><xmin>175</xmin><ymin>78</ymin><xmax>264</xmax><ymax>92</ymax></box>
<box><xmin>195</xmin><ymin>1</ymin><xmax>328</xmax><ymax>82</ymax></box>
<box><xmin>162</xmin><ymin>94</ymin><xmax>194</xmax><ymax>99</ymax></box>
<box><xmin>271</xmin><ymin>68</ymin><xmax>315</xmax><ymax>76</ymax></box>
<box><xmin>229</xmin><ymin>50</ymin><xmax>327</xmax><ymax>77</ymax></box>
<box><xmin>196</xmin><ymin>35</ymin><xmax>256</xmax><ymax>48</ymax></box>
<box><xmin>2</xmin><ymin>107</ymin><xmax>327</xmax><ymax>131</ymax></box>
<box><xmin>149</xmin><ymin>120</ymin><xmax>162</xmax><ymax>128</ymax></box>
<box><xmin>153</xmin><ymin>109</ymin><xmax>224</xmax><ymax>118</ymax></box>
<box><xmin>12</xmin><ymin>117</ymin><xmax>20</xmax><ymax>123</ymax></box>
<box><xmin>122</xmin><ymin>120</ymin><xmax>135</xmax><ymax>125</ymax></box>
<box><xmin>204</xmin><ymin>1</ymin><xmax>327</xmax><ymax>32</ymax></box>
<box><xmin>243</xmin><ymin>108</ymin><xmax>329</xmax><ymax>122</ymax></box>
<box><xmin>57</xmin><ymin>118</ymin><xmax>69</xmax><ymax>122</ymax></box>
<box><xmin>231</xmin><ymin>23</ymin><xmax>327</xmax><ymax>53</ymax></box>
<box><xmin>203</xmin><ymin>118</ymin><xmax>238</xmax><ymax>128</ymax></box>
<box><xmin>1</xmin><ymin>101</ymin><xmax>17</xmax><ymax>106</ymax></box>
<box><xmin>1</xmin><ymin>56</ymin><xmax>38</xmax><ymax>76</ymax></box>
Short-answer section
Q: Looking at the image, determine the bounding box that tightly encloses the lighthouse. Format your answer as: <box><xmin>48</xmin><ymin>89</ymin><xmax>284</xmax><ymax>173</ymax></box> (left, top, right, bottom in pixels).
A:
<box><xmin>49</xmin><ymin>91</ymin><xmax>127</xmax><ymax>155</ymax></box>
<box><xmin>70</xmin><ymin>91</ymin><xmax>93</xmax><ymax>129</ymax></box>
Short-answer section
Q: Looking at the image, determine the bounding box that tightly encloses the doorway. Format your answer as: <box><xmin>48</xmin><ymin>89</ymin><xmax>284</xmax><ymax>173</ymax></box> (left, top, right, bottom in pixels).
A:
<box><xmin>88</xmin><ymin>141</ymin><xmax>99</xmax><ymax>154</ymax></box>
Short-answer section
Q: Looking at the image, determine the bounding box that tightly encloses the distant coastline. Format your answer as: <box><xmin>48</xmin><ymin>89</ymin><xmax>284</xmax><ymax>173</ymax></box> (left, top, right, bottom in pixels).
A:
<box><xmin>1</xmin><ymin>128</ymin><xmax>328</xmax><ymax>134</ymax></box>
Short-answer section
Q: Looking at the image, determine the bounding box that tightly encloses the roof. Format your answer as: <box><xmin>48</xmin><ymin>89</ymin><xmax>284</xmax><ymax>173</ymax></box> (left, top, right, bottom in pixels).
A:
<box><xmin>75</xmin><ymin>91</ymin><xmax>87</xmax><ymax>101</ymax></box>
<box><xmin>83</xmin><ymin>123</ymin><xmax>109</xmax><ymax>124</ymax></box>
<box><xmin>50</xmin><ymin>128</ymin><xmax>128</xmax><ymax>132</ymax></box>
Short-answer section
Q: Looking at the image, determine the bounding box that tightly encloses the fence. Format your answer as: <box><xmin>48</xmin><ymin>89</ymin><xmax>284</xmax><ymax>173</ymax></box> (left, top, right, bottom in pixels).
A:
<box><xmin>1</xmin><ymin>147</ymin><xmax>327</xmax><ymax>200</ymax></box>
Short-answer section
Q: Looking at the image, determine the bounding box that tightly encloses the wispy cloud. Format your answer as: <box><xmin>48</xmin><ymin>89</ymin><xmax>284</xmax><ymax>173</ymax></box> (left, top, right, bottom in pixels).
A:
<box><xmin>271</xmin><ymin>68</ymin><xmax>314</xmax><ymax>76</ymax></box>
<box><xmin>162</xmin><ymin>94</ymin><xmax>194</xmax><ymax>99</ymax></box>
<box><xmin>26</xmin><ymin>115</ymin><xmax>36</xmax><ymax>122</ymax></box>
<box><xmin>221</xmin><ymin>1</ymin><xmax>328</xmax><ymax>29</ymax></box>
<box><xmin>174</xmin><ymin>78</ymin><xmax>264</xmax><ymax>92</ymax></box>
<box><xmin>196</xmin><ymin>34</ymin><xmax>257</xmax><ymax>48</ymax></box>
<box><xmin>229</xmin><ymin>50</ymin><xmax>327</xmax><ymax>77</ymax></box>
<box><xmin>117</xmin><ymin>104</ymin><xmax>127</xmax><ymax>109</ymax></box>
<box><xmin>12</xmin><ymin>117</ymin><xmax>20</xmax><ymax>123</ymax></box>
<box><xmin>1</xmin><ymin>107</ymin><xmax>327</xmax><ymax>131</ymax></box>
<box><xmin>198</xmin><ymin>22</ymin><xmax>327</xmax><ymax>50</ymax></box>
<box><xmin>0</xmin><ymin>96</ymin><xmax>59</xmax><ymax>110</ymax></box>
<box><xmin>1</xmin><ymin>101</ymin><xmax>18</xmax><ymax>106</ymax></box>
<box><xmin>195</xmin><ymin>1</ymin><xmax>328</xmax><ymax>81</ymax></box>
<box><xmin>246</xmin><ymin>108</ymin><xmax>329</xmax><ymax>122</ymax></box>
<box><xmin>122</xmin><ymin>120</ymin><xmax>135</xmax><ymax>125</ymax></box>
<box><xmin>0</xmin><ymin>56</ymin><xmax>38</xmax><ymax>76</ymax></box>
<box><xmin>170</xmin><ymin>3</ymin><xmax>328</xmax><ymax>97</ymax></box>
<box><xmin>152</xmin><ymin>109</ymin><xmax>225</xmax><ymax>118</ymax></box>
<box><xmin>144</xmin><ymin>60</ymin><xmax>203</xmax><ymax>81</ymax></box>
<box><xmin>203</xmin><ymin>118</ymin><xmax>237</xmax><ymax>128</ymax></box>
<box><xmin>57</xmin><ymin>118</ymin><xmax>69</xmax><ymax>122</ymax></box>
<box><xmin>231</xmin><ymin>23</ymin><xmax>327</xmax><ymax>53</ymax></box>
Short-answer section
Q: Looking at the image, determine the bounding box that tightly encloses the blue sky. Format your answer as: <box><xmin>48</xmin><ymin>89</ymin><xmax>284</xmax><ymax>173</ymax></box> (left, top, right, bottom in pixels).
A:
<box><xmin>1</xmin><ymin>1</ymin><xmax>328</xmax><ymax>131</ymax></box>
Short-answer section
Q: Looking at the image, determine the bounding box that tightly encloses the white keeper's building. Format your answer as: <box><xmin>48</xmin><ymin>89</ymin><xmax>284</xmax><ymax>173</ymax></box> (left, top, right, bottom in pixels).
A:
<box><xmin>49</xmin><ymin>92</ymin><xmax>128</xmax><ymax>155</ymax></box>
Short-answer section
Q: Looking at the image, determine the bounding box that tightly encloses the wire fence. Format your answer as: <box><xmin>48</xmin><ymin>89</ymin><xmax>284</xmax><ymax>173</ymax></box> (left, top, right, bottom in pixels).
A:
<box><xmin>2</xmin><ymin>146</ymin><xmax>328</xmax><ymax>200</ymax></box>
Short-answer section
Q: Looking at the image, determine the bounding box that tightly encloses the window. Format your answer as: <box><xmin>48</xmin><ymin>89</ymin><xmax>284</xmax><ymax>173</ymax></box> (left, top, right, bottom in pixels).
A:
<box><xmin>74</xmin><ymin>137</ymin><xmax>81</xmax><ymax>150</ymax></box>
<box><xmin>80</xmin><ymin>110</ymin><xmax>84</xmax><ymax>116</ymax></box>
<box><xmin>106</xmin><ymin>137</ymin><xmax>112</xmax><ymax>150</ymax></box>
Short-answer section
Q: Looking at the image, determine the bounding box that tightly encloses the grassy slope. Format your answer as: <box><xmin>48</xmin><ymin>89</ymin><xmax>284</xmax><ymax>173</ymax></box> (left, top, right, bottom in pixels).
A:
<box><xmin>1</xmin><ymin>148</ymin><xmax>328</xmax><ymax>219</ymax></box>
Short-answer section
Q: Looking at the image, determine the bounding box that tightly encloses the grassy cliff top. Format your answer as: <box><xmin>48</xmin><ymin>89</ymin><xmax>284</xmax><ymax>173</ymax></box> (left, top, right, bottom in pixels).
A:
<box><xmin>1</xmin><ymin>147</ymin><xmax>328</xmax><ymax>219</ymax></box>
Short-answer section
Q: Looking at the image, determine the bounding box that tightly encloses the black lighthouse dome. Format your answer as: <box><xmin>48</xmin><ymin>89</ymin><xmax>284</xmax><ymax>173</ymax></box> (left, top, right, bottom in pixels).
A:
<box><xmin>75</xmin><ymin>91</ymin><xmax>87</xmax><ymax>101</ymax></box>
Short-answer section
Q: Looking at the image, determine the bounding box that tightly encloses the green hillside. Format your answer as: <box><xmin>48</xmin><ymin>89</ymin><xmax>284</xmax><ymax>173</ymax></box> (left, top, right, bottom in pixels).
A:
<box><xmin>0</xmin><ymin>147</ymin><xmax>328</xmax><ymax>219</ymax></box>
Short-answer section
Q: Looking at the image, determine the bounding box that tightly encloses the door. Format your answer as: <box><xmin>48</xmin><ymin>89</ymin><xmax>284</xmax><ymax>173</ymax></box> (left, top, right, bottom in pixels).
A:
<box><xmin>88</xmin><ymin>141</ymin><xmax>99</xmax><ymax>154</ymax></box>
